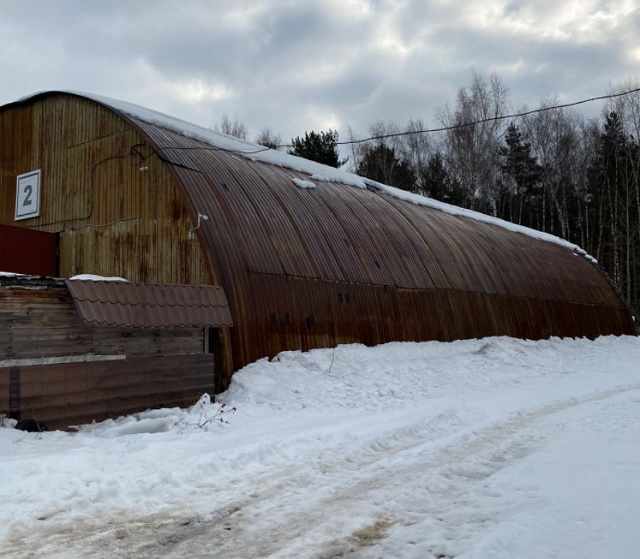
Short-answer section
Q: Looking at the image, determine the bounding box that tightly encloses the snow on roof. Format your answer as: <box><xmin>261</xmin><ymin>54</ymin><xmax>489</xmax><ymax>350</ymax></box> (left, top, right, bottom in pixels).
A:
<box><xmin>14</xmin><ymin>91</ymin><xmax>595</xmax><ymax>262</ymax></box>
<box><xmin>69</xmin><ymin>274</ymin><xmax>128</xmax><ymax>282</ymax></box>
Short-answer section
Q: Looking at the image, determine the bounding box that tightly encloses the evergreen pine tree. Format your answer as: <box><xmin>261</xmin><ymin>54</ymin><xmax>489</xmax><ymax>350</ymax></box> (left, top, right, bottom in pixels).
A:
<box><xmin>288</xmin><ymin>130</ymin><xmax>347</xmax><ymax>168</ymax></box>
<box><xmin>498</xmin><ymin>123</ymin><xmax>541</xmax><ymax>226</ymax></box>
<box><xmin>421</xmin><ymin>152</ymin><xmax>464</xmax><ymax>205</ymax></box>
<box><xmin>356</xmin><ymin>143</ymin><xmax>416</xmax><ymax>192</ymax></box>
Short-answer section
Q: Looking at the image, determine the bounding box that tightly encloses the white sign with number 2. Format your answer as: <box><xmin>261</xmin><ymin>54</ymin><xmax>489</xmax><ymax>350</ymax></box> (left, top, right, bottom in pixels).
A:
<box><xmin>15</xmin><ymin>169</ymin><xmax>41</xmax><ymax>221</ymax></box>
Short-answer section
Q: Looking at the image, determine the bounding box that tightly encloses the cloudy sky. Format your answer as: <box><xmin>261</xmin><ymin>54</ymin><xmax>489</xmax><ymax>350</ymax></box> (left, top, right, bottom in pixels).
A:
<box><xmin>1</xmin><ymin>0</ymin><xmax>638</xmax><ymax>145</ymax></box>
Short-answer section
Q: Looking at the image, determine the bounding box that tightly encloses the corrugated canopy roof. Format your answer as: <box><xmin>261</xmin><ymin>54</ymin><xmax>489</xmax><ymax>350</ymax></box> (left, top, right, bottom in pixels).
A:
<box><xmin>65</xmin><ymin>280</ymin><xmax>232</xmax><ymax>329</ymax></box>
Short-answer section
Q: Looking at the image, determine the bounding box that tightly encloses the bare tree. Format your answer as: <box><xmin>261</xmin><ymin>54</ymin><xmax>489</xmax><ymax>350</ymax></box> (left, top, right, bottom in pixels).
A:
<box><xmin>214</xmin><ymin>114</ymin><xmax>248</xmax><ymax>140</ymax></box>
<box><xmin>521</xmin><ymin>100</ymin><xmax>587</xmax><ymax>240</ymax></box>
<box><xmin>601</xmin><ymin>81</ymin><xmax>640</xmax><ymax>310</ymax></box>
<box><xmin>403</xmin><ymin>119</ymin><xmax>438</xmax><ymax>196</ymax></box>
<box><xmin>437</xmin><ymin>70</ymin><xmax>510</xmax><ymax>213</ymax></box>
<box><xmin>255</xmin><ymin>128</ymin><xmax>283</xmax><ymax>150</ymax></box>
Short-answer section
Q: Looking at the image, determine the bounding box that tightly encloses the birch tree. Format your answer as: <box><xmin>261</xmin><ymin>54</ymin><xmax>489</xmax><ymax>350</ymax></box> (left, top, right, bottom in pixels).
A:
<box><xmin>437</xmin><ymin>70</ymin><xmax>509</xmax><ymax>213</ymax></box>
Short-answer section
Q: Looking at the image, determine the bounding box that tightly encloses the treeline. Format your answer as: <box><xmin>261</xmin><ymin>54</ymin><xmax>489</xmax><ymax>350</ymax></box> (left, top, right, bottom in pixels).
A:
<box><xmin>217</xmin><ymin>73</ymin><xmax>640</xmax><ymax>315</ymax></box>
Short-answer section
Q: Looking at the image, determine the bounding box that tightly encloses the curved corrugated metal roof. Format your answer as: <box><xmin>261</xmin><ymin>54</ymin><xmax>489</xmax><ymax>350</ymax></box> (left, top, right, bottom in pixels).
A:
<box><xmin>122</xmin><ymin>117</ymin><xmax>609</xmax><ymax>298</ymax></box>
<box><xmin>3</xmin><ymin>91</ymin><xmax>635</xmax><ymax>381</ymax></box>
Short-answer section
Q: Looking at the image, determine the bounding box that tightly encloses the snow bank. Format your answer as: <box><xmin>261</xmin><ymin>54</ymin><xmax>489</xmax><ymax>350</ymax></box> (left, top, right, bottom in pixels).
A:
<box><xmin>1</xmin><ymin>336</ymin><xmax>639</xmax><ymax>558</ymax></box>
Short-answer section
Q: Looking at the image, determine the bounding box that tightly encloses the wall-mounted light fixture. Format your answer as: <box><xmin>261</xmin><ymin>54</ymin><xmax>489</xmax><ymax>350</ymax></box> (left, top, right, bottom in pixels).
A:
<box><xmin>188</xmin><ymin>212</ymin><xmax>209</xmax><ymax>240</ymax></box>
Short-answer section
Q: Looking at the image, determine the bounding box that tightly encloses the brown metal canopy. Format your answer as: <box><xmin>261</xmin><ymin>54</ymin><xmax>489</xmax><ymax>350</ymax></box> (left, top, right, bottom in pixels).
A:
<box><xmin>65</xmin><ymin>279</ymin><xmax>232</xmax><ymax>329</ymax></box>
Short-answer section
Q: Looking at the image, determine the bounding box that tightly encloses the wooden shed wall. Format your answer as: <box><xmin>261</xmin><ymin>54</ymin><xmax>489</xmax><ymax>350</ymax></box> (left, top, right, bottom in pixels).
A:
<box><xmin>1</xmin><ymin>355</ymin><xmax>214</xmax><ymax>430</ymax></box>
<box><xmin>0</xmin><ymin>280</ymin><xmax>214</xmax><ymax>429</ymax></box>
<box><xmin>0</xmin><ymin>282</ymin><xmax>205</xmax><ymax>360</ymax></box>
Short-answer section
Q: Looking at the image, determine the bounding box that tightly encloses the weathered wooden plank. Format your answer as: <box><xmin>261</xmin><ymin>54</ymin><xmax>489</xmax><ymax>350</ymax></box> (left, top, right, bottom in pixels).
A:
<box><xmin>3</xmin><ymin>353</ymin><xmax>214</xmax><ymax>429</ymax></box>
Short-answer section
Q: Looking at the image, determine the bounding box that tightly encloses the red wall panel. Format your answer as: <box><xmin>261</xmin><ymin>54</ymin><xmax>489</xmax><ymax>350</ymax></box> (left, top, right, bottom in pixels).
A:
<box><xmin>0</xmin><ymin>224</ymin><xmax>58</xmax><ymax>276</ymax></box>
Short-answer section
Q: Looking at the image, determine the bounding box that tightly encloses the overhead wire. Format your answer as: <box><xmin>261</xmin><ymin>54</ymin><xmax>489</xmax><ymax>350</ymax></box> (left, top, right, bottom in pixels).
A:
<box><xmin>279</xmin><ymin>87</ymin><xmax>640</xmax><ymax>148</ymax></box>
<box><xmin>135</xmin><ymin>87</ymin><xmax>640</xmax><ymax>161</ymax></box>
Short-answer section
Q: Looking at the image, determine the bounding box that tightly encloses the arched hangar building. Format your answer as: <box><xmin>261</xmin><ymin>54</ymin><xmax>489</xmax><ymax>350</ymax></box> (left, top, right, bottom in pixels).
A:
<box><xmin>0</xmin><ymin>92</ymin><xmax>635</xmax><ymax>425</ymax></box>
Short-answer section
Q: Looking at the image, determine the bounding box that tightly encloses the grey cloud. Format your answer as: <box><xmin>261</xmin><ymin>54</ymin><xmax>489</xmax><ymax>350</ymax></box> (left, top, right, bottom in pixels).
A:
<box><xmin>0</xmin><ymin>0</ymin><xmax>638</xmax><ymax>147</ymax></box>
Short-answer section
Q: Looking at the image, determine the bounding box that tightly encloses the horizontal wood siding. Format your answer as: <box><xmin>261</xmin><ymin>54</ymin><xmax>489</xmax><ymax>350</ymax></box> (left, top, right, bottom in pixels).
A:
<box><xmin>2</xmin><ymin>354</ymin><xmax>214</xmax><ymax>430</ymax></box>
<box><xmin>0</xmin><ymin>284</ymin><xmax>204</xmax><ymax>360</ymax></box>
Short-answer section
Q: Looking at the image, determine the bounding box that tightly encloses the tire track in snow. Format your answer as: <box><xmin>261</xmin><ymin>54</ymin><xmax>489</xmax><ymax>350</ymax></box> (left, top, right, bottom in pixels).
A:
<box><xmin>0</xmin><ymin>408</ymin><xmax>471</xmax><ymax>559</ymax></box>
<box><xmin>152</xmin><ymin>383</ymin><xmax>640</xmax><ymax>559</ymax></box>
<box><xmin>5</xmin><ymin>383</ymin><xmax>639</xmax><ymax>559</ymax></box>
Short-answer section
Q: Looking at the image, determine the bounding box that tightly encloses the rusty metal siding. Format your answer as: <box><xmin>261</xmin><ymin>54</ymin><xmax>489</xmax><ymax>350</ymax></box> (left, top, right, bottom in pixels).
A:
<box><xmin>122</xmin><ymin>111</ymin><xmax>636</xmax><ymax>378</ymax></box>
<box><xmin>315</xmin><ymin>181</ymin><xmax>424</xmax><ymax>287</ymax></box>
<box><xmin>0</xmin><ymin>95</ymin><xmax>212</xmax><ymax>287</ymax></box>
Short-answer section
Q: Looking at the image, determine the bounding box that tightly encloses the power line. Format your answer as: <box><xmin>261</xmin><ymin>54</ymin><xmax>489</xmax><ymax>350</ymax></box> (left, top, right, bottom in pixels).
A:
<box><xmin>140</xmin><ymin>87</ymin><xmax>640</xmax><ymax>158</ymax></box>
<box><xmin>280</xmin><ymin>87</ymin><xmax>640</xmax><ymax>148</ymax></box>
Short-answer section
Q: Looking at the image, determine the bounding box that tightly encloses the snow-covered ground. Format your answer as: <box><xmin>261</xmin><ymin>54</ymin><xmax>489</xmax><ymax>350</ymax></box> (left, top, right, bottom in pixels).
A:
<box><xmin>1</xmin><ymin>335</ymin><xmax>639</xmax><ymax>558</ymax></box>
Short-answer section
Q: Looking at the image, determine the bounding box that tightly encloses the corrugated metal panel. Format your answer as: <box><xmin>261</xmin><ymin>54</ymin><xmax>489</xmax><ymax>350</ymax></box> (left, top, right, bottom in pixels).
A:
<box><xmin>122</xmin><ymin>113</ymin><xmax>635</xmax><ymax>369</ymax></box>
<box><xmin>0</xmin><ymin>95</ymin><xmax>213</xmax><ymax>287</ymax></box>
<box><xmin>65</xmin><ymin>280</ymin><xmax>232</xmax><ymax>328</ymax></box>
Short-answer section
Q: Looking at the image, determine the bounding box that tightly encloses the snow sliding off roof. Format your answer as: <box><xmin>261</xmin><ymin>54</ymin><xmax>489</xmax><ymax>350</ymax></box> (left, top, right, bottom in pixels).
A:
<box><xmin>0</xmin><ymin>92</ymin><xmax>635</xmax><ymax>384</ymax></box>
